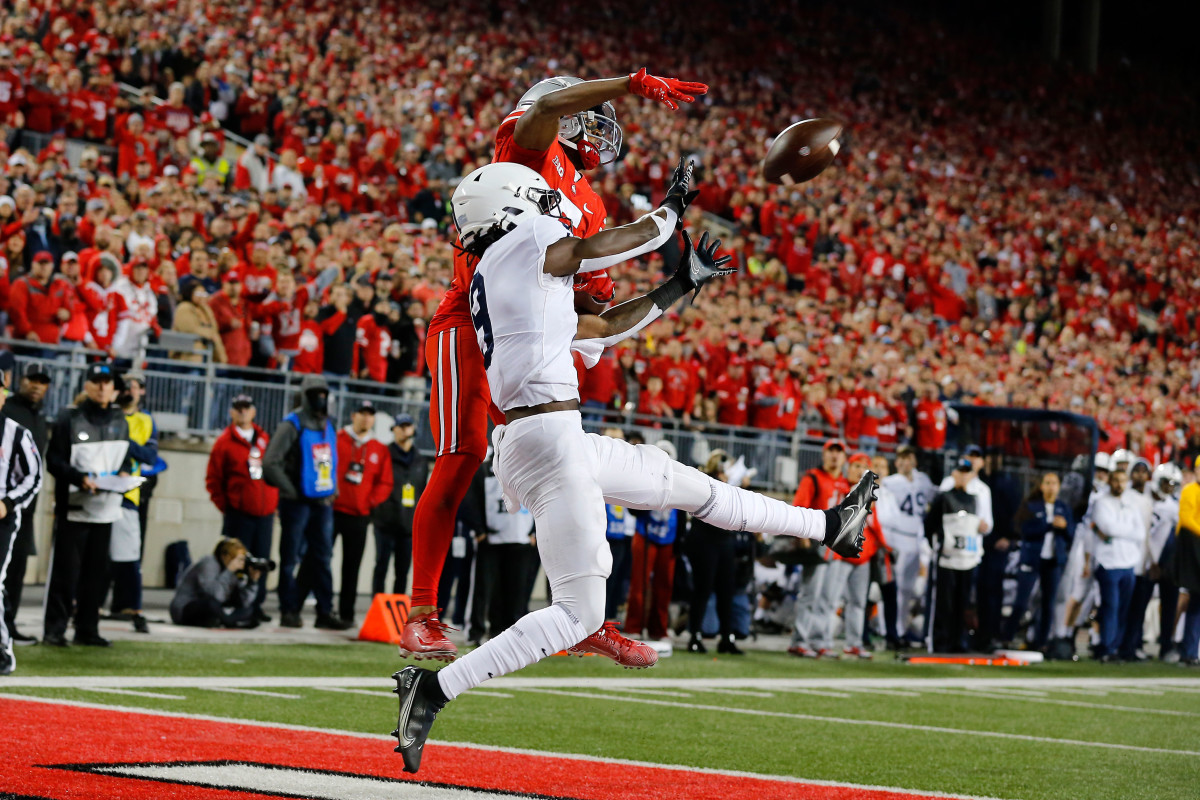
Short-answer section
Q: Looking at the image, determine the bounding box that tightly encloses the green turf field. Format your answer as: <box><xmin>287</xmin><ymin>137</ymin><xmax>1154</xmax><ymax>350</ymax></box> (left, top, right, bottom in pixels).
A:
<box><xmin>5</xmin><ymin>642</ymin><xmax>1199</xmax><ymax>800</ymax></box>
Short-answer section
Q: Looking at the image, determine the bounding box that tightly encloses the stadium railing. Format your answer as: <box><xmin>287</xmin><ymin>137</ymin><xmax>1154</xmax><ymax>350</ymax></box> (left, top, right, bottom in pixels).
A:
<box><xmin>1</xmin><ymin>339</ymin><xmax>856</xmax><ymax>491</ymax></box>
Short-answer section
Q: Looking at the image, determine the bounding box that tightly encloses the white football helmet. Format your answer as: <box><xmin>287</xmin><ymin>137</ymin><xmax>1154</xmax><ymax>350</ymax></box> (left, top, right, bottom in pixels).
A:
<box><xmin>1153</xmin><ymin>462</ymin><xmax>1182</xmax><ymax>492</ymax></box>
<box><xmin>450</xmin><ymin>163</ymin><xmax>562</xmax><ymax>255</ymax></box>
<box><xmin>517</xmin><ymin>76</ymin><xmax>623</xmax><ymax>167</ymax></box>
<box><xmin>1110</xmin><ymin>449</ymin><xmax>1134</xmax><ymax>469</ymax></box>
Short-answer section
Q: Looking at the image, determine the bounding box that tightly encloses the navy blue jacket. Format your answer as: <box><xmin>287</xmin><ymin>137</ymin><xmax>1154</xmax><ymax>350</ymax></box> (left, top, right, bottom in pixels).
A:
<box><xmin>1017</xmin><ymin>498</ymin><xmax>1074</xmax><ymax>566</ymax></box>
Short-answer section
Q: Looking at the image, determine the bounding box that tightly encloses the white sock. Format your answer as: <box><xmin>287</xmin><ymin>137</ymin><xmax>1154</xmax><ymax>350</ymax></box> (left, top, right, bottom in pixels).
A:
<box><xmin>436</xmin><ymin>603</ymin><xmax>589</xmax><ymax>700</ymax></box>
<box><xmin>670</xmin><ymin>462</ymin><xmax>826</xmax><ymax>540</ymax></box>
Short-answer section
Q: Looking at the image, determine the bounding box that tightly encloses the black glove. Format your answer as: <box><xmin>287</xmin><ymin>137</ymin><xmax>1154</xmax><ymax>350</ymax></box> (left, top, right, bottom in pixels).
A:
<box><xmin>676</xmin><ymin>230</ymin><xmax>735</xmax><ymax>298</ymax></box>
<box><xmin>648</xmin><ymin>230</ymin><xmax>735</xmax><ymax>311</ymax></box>
<box><xmin>660</xmin><ymin>156</ymin><xmax>700</xmax><ymax>224</ymax></box>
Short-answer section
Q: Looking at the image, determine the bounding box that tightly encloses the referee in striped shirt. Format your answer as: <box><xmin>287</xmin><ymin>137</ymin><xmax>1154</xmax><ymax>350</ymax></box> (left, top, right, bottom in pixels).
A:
<box><xmin>0</xmin><ymin>370</ymin><xmax>44</xmax><ymax>676</ymax></box>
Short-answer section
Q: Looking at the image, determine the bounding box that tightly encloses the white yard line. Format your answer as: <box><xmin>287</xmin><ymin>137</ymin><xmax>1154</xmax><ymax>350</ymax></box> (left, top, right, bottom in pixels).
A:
<box><xmin>208</xmin><ymin>687</ymin><xmax>303</xmax><ymax>700</ymax></box>
<box><xmin>771</xmin><ymin>687</ymin><xmax>853</xmax><ymax>699</ymax></box>
<box><xmin>978</xmin><ymin>687</ymin><xmax>1049</xmax><ymax>698</ymax></box>
<box><xmin>604</xmin><ymin>687</ymin><xmax>694</xmax><ymax>698</ymax></box>
<box><xmin>1045</xmin><ymin>687</ymin><xmax>1112</xmax><ymax>696</ymax></box>
<box><xmin>704</xmin><ymin>688</ymin><xmax>775</xmax><ymax>698</ymax></box>
<box><xmin>839</xmin><ymin>687</ymin><xmax>923</xmax><ymax>698</ymax></box>
<box><xmin>462</xmin><ymin>690</ymin><xmax>514</xmax><ymax>699</ymax></box>
<box><xmin>929</xmin><ymin>688</ymin><xmax>1198</xmax><ymax>717</ymax></box>
<box><xmin>509</xmin><ymin>688</ymin><xmax>1200</xmax><ymax>758</ymax></box>
<box><xmin>80</xmin><ymin>687</ymin><xmax>188</xmax><ymax>700</ymax></box>
<box><xmin>0</xmin><ymin>693</ymin><xmax>1019</xmax><ymax>800</ymax></box>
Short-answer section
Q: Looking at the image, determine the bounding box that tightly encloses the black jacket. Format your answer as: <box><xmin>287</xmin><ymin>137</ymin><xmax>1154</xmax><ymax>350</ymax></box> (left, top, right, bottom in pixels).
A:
<box><xmin>373</xmin><ymin>443</ymin><xmax>429</xmax><ymax>537</ymax></box>
<box><xmin>46</xmin><ymin>398</ymin><xmax>131</xmax><ymax>523</ymax></box>
<box><xmin>0</xmin><ymin>392</ymin><xmax>48</xmax><ymax>455</ymax></box>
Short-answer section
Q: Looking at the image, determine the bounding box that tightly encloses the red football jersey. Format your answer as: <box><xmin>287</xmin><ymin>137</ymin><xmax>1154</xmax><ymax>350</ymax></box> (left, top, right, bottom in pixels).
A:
<box><xmin>430</xmin><ymin>107</ymin><xmax>608</xmax><ymax>336</ymax></box>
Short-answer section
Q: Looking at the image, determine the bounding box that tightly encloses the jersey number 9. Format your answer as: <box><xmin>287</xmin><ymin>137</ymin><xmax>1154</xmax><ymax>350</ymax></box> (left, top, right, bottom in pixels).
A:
<box><xmin>469</xmin><ymin>272</ymin><xmax>495</xmax><ymax>369</ymax></box>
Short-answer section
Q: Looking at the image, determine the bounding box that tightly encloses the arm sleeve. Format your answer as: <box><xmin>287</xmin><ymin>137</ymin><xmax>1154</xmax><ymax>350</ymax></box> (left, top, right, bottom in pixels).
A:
<box><xmin>976</xmin><ymin>483</ymin><xmax>993</xmax><ymax>534</ymax></box>
<box><xmin>45</xmin><ymin>410</ymin><xmax>86</xmax><ymax>487</ymax></box>
<box><xmin>1179</xmin><ymin>485</ymin><xmax>1200</xmax><ymax>536</ymax></box>
<box><xmin>126</xmin><ymin>419</ymin><xmax>159</xmax><ymax>465</ymax></box>
<box><xmin>205</xmin><ymin>438</ymin><xmax>228</xmax><ymax>513</ymax></box>
<box><xmin>3</xmin><ymin>427</ymin><xmax>44</xmax><ymax>515</ymax></box>
<box><xmin>576</xmin><ymin>208</ymin><xmax>678</xmax><ymax>274</ymax></box>
<box><xmin>195</xmin><ymin>558</ymin><xmax>237</xmax><ymax>604</ymax></box>
<box><xmin>571</xmin><ymin>305</ymin><xmax>664</xmax><ymax>368</ymax></box>
<box><xmin>369</xmin><ymin>446</ymin><xmax>394</xmax><ymax>509</ymax></box>
<box><xmin>262</xmin><ymin>421</ymin><xmax>300</xmax><ymax>500</ymax></box>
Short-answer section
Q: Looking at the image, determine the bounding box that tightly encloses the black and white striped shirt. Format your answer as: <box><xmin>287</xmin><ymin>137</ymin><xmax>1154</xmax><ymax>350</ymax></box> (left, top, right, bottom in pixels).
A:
<box><xmin>0</xmin><ymin>417</ymin><xmax>43</xmax><ymax>528</ymax></box>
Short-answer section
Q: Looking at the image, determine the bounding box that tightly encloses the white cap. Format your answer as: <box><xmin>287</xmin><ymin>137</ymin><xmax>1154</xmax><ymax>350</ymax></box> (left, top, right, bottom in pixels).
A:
<box><xmin>1111</xmin><ymin>449</ymin><xmax>1134</xmax><ymax>467</ymax></box>
<box><xmin>1093</xmin><ymin>452</ymin><xmax>1111</xmax><ymax>472</ymax></box>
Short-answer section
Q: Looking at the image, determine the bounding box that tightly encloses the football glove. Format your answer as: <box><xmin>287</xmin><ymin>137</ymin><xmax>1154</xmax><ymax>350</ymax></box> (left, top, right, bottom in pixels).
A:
<box><xmin>573</xmin><ymin>270</ymin><xmax>616</xmax><ymax>304</ymax></box>
<box><xmin>677</xmin><ymin>230</ymin><xmax>735</xmax><ymax>298</ymax></box>
<box><xmin>661</xmin><ymin>156</ymin><xmax>699</xmax><ymax>223</ymax></box>
<box><xmin>628</xmin><ymin>68</ymin><xmax>709</xmax><ymax>111</ymax></box>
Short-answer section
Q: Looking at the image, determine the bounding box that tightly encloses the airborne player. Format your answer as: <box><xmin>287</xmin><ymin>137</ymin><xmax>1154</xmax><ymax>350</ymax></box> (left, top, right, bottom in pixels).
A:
<box><xmin>402</xmin><ymin>69</ymin><xmax>708</xmax><ymax>665</ymax></box>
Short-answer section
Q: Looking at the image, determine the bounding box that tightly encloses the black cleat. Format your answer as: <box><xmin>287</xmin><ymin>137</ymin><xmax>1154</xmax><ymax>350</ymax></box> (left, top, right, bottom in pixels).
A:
<box><xmin>824</xmin><ymin>470</ymin><xmax>878</xmax><ymax>559</ymax></box>
<box><xmin>391</xmin><ymin>666</ymin><xmax>448</xmax><ymax>773</ymax></box>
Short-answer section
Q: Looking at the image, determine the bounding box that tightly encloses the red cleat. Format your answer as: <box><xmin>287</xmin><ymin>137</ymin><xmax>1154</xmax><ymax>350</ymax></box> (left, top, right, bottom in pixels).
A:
<box><xmin>842</xmin><ymin>646</ymin><xmax>873</xmax><ymax>660</ymax></box>
<box><xmin>787</xmin><ymin>645</ymin><xmax>817</xmax><ymax>658</ymax></box>
<box><xmin>568</xmin><ymin>622</ymin><xmax>659</xmax><ymax>669</ymax></box>
<box><xmin>815</xmin><ymin>648</ymin><xmax>835</xmax><ymax>659</ymax></box>
<box><xmin>398</xmin><ymin>611</ymin><xmax>458</xmax><ymax>662</ymax></box>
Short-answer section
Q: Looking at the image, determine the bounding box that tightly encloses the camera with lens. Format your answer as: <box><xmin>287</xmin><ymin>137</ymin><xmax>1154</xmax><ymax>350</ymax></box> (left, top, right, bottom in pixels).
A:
<box><xmin>245</xmin><ymin>556</ymin><xmax>276</xmax><ymax>573</ymax></box>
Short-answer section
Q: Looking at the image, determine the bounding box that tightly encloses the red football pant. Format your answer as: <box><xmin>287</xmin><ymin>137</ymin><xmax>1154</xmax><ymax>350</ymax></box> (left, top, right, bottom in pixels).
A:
<box><xmin>624</xmin><ymin>535</ymin><xmax>675</xmax><ymax>640</ymax></box>
<box><xmin>410</xmin><ymin>324</ymin><xmax>502</xmax><ymax>608</ymax></box>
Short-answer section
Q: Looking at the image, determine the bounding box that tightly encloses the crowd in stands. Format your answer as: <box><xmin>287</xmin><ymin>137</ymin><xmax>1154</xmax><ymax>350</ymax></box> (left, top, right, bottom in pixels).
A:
<box><xmin>0</xmin><ymin>0</ymin><xmax>1198</xmax><ymax>466</ymax></box>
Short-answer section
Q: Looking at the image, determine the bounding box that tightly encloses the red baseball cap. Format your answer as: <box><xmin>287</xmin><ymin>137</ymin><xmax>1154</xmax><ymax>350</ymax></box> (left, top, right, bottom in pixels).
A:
<box><xmin>221</xmin><ymin>270</ymin><xmax>241</xmax><ymax>283</ymax></box>
<box><xmin>823</xmin><ymin>439</ymin><xmax>847</xmax><ymax>452</ymax></box>
<box><xmin>849</xmin><ymin>452</ymin><xmax>871</xmax><ymax>465</ymax></box>
<box><xmin>32</xmin><ymin>250</ymin><xmax>53</xmax><ymax>263</ymax></box>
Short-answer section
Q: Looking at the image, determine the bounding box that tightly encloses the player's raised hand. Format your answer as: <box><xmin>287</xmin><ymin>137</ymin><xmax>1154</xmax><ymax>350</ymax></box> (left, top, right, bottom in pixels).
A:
<box><xmin>628</xmin><ymin>68</ymin><xmax>709</xmax><ymax>110</ymax></box>
<box><xmin>661</xmin><ymin>156</ymin><xmax>700</xmax><ymax>225</ymax></box>
<box><xmin>678</xmin><ymin>230</ymin><xmax>735</xmax><ymax>299</ymax></box>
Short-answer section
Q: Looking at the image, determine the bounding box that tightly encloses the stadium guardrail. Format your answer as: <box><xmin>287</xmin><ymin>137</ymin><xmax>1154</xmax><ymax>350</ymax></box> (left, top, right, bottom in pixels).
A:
<box><xmin>0</xmin><ymin>338</ymin><xmax>864</xmax><ymax>490</ymax></box>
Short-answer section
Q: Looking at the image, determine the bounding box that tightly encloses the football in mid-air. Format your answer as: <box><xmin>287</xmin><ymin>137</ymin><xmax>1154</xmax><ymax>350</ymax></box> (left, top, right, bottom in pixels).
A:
<box><xmin>762</xmin><ymin>118</ymin><xmax>843</xmax><ymax>185</ymax></box>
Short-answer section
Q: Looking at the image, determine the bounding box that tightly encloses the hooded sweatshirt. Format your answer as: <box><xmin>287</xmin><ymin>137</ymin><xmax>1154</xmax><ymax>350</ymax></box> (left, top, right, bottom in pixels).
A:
<box><xmin>262</xmin><ymin>374</ymin><xmax>336</xmax><ymax>502</ymax></box>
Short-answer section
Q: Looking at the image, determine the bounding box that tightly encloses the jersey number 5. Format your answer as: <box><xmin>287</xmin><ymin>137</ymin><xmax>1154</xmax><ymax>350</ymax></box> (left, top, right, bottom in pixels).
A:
<box><xmin>469</xmin><ymin>273</ymin><xmax>494</xmax><ymax>369</ymax></box>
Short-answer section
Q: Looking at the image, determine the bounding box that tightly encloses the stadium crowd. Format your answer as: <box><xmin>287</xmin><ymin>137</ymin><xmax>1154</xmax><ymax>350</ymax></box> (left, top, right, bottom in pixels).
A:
<box><xmin>0</xmin><ymin>0</ymin><xmax>1196</xmax><ymax>461</ymax></box>
<box><xmin>0</xmin><ymin>0</ymin><xmax>1199</xmax><ymax>668</ymax></box>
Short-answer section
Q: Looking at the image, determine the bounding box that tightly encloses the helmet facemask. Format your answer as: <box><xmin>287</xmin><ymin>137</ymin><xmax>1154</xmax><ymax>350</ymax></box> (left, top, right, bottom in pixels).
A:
<box><xmin>559</xmin><ymin>101</ymin><xmax>623</xmax><ymax>168</ymax></box>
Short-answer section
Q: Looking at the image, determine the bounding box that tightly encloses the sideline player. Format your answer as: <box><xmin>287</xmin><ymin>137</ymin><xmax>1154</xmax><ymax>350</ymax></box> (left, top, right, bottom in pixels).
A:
<box><xmin>879</xmin><ymin>444</ymin><xmax>935</xmax><ymax>642</ymax></box>
<box><xmin>402</xmin><ymin>68</ymin><xmax>708</xmax><ymax>662</ymax></box>
<box><xmin>391</xmin><ymin>163</ymin><xmax>877</xmax><ymax>773</ymax></box>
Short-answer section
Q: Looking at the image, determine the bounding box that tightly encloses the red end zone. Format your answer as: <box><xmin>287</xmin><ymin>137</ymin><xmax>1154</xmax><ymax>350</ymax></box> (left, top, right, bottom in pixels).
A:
<box><xmin>0</xmin><ymin>697</ymin><xmax>960</xmax><ymax>800</ymax></box>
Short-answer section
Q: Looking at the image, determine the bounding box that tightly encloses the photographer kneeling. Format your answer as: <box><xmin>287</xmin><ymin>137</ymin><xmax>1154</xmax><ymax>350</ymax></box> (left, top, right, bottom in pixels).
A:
<box><xmin>170</xmin><ymin>539</ymin><xmax>272</xmax><ymax>628</ymax></box>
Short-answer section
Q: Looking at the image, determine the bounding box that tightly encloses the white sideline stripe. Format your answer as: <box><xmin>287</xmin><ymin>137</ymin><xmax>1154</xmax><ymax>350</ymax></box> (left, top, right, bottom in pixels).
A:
<box><xmin>705</xmin><ymin>688</ymin><xmax>774</xmax><ymax>698</ymax></box>
<box><xmin>1106</xmin><ymin>687</ymin><xmax>1165</xmax><ymax>696</ymax></box>
<box><xmin>606</xmin><ymin>687</ymin><xmax>693</xmax><ymax>698</ymax></box>
<box><xmin>5</xmin><ymin>675</ymin><xmax>1200</xmax><ymax>691</ymax></box>
<box><xmin>510</xmin><ymin>688</ymin><xmax>1200</xmax><ymax>758</ymax></box>
<box><xmin>1046</xmin><ymin>687</ymin><xmax>1111</xmax><ymax>696</ymax></box>
<box><xmin>82</xmin><ymin>687</ymin><xmax>188</xmax><ymax>700</ymax></box>
<box><xmin>929</xmin><ymin>688</ymin><xmax>1200</xmax><ymax>717</ymax></box>
<box><xmin>0</xmin><ymin>693</ymin><xmax>1014</xmax><ymax>800</ymax></box>
<box><xmin>208</xmin><ymin>687</ymin><xmax>303</xmax><ymax>699</ymax></box>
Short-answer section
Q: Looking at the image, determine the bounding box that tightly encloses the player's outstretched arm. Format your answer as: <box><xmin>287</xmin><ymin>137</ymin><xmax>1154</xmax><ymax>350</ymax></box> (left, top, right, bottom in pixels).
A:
<box><xmin>515</xmin><ymin>70</ymin><xmax>708</xmax><ymax>151</ymax></box>
<box><xmin>572</xmin><ymin>231</ymin><xmax>733</xmax><ymax>361</ymax></box>
<box><xmin>544</xmin><ymin>159</ymin><xmax>699</xmax><ymax>278</ymax></box>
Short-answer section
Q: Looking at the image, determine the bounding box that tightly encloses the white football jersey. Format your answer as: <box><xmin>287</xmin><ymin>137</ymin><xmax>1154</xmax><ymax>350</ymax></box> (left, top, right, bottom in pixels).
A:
<box><xmin>881</xmin><ymin>471</ymin><xmax>935</xmax><ymax>537</ymax></box>
<box><xmin>470</xmin><ymin>215</ymin><xmax>579</xmax><ymax>412</ymax></box>
<box><xmin>484</xmin><ymin>463</ymin><xmax>535</xmax><ymax>545</ymax></box>
<box><xmin>1148</xmin><ymin>493</ymin><xmax>1180</xmax><ymax>565</ymax></box>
